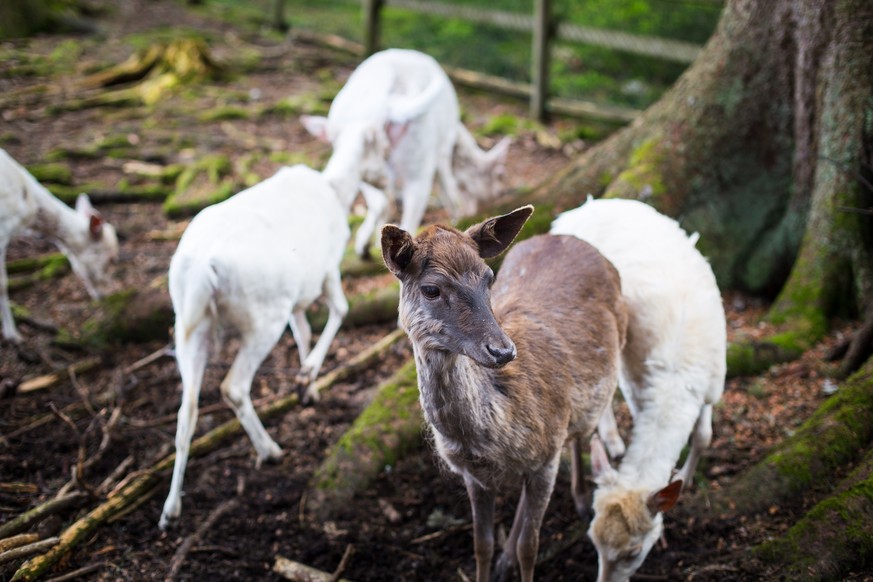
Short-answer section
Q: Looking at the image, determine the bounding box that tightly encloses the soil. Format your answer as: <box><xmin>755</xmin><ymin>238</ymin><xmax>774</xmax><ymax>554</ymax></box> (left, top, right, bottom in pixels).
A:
<box><xmin>0</xmin><ymin>2</ymin><xmax>865</xmax><ymax>581</ymax></box>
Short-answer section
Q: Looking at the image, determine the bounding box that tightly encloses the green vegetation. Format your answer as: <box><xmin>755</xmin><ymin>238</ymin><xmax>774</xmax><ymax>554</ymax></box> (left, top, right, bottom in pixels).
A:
<box><xmin>237</xmin><ymin>0</ymin><xmax>722</xmax><ymax>111</ymax></box>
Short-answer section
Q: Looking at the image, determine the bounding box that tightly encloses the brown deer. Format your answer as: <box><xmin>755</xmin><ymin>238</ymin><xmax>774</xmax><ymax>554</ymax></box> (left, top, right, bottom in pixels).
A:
<box><xmin>381</xmin><ymin>205</ymin><xmax>627</xmax><ymax>582</ymax></box>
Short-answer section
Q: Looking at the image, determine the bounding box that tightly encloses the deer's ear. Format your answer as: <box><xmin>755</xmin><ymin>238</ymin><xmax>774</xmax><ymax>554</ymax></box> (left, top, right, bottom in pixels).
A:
<box><xmin>88</xmin><ymin>213</ymin><xmax>104</xmax><ymax>240</ymax></box>
<box><xmin>300</xmin><ymin>115</ymin><xmax>331</xmax><ymax>143</ymax></box>
<box><xmin>647</xmin><ymin>480</ymin><xmax>683</xmax><ymax>515</ymax></box>
<box><xmin>466</xmin><ymin>205</ymin><xmax>533</xmax><ymax>259</ymax></box>
<box><xmin>381</xmin><ymin>225</ymin><xmax>416</xmax><ymax>277</ymax></box>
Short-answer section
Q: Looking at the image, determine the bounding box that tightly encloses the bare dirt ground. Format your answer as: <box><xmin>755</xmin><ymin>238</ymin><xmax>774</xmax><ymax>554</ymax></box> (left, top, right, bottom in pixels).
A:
<box><xmin>0</xmin><ymin>2</ymin><xmax>864</xmax><ymax>581</ymax></box>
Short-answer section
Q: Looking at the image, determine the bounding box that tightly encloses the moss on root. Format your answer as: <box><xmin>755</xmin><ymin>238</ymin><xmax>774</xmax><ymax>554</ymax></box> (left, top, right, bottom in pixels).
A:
<box><xmin>755</xmin><ymin>449</ymin><xmax>873</xmax><ymax>580</ymax></box>
<box><xmin>305</xmin><ymin>360</ymin><xmax>422</xmax><ymax>521</ymax></box>
<box><xmin>711</xmin><ymin>359</ymin><xmax>873</xmax><ymax>515</ymax></box>
<box><xmin>162</xmin><ymin>153</ymin><xmax>235</xmax><ymax>217</ymax></box>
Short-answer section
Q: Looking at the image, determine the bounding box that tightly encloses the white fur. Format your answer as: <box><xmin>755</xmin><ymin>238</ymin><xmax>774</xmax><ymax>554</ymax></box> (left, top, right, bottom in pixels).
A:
<box><xmin>302</xmin><ymin>49</ymin><xmax>509</xmax><ymax>256</ymax></box>
<box><xmin>0</xmin><ymin>148</ymin><xmax>118</xmax><ymax>341</ymax></box>
<box><xmin>159</xmin><ymin>132</ymin><xmax>381</xmax><ymax>527</ymax></box>
<box><xmin>551</xmin><ymin>197</ymin><xmax>726</xmax><ymax>582</ymax></box>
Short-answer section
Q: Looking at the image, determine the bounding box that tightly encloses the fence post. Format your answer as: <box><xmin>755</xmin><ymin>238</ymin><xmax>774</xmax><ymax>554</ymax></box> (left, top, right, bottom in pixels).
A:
<box><xmin>531</xmin><ymin>0</ymin><xmax>552</xmax><ymax>121</ymax></box>
<box><xmin>363</xmin><ymin>0</ymin><xmax>384</xmax><ymax>56</ymax></box>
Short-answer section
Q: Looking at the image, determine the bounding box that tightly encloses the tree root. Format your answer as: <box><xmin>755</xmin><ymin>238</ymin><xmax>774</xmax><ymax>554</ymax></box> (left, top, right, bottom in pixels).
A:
<box><xmin>305</xmin><ymin>358</ymin><xmax>421</xmax><ymax>521</ymax></box>
<box><xmin>705</xmin><ymin>357</ymin><xmax>873</xmax><ymax>516</ymax></box>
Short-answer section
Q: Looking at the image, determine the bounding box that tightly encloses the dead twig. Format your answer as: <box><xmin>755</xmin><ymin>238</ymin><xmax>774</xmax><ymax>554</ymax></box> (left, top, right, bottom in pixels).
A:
<box><xmin>95</xmin><ymin>455</ymin><xmax>135</xmax><ymax>497</ymax></box>
<box><xmin>43</xmin><ymin>561</ymin><xmax>110</xmax><ymax>582</ymax></box>
<box><xmin>123</xmin><ymin>346</ymin><xmax>173</xmax><ymax>375</ymax></box>
<box><xmin>166</xmin><ymin>497</ymin><xmax>240</xmax><ymax>581</ymax></box>
<box><xmin>0</xmin><ymin>537</ymin><xmax>59</xmax><ymax>565</ymax></box>
<box><xmin>12</xmin><ymin>328</ymin><xmax>405</xmax><ymax>582</ymax></box>
<box><xmin>0</xmin><ymin>493</ymin><xmax>87</xmax><ymax>539</ymax></box>
<box><xmin>0</xmin><ymin>534</ymin><xmax>40</xmax><ymax>553</ymax></box>
<box><xmin>48</xmin><ymin>404</ymin><xmax>96</xmax><ymax>498</ymax></box>
<box><xmin>273</xmin><ymin>554</ymin><xmax>353</xmax><ymax>582</ymax></box>
<box><xmin>330</xmin><ymin>544</ymin><xmax>355</xmax><ymax>582</ymax></box>
<box><xmin>16</xmin><ymin>357</ymin><xmax>101</xmax><ymax>395</ymax></box>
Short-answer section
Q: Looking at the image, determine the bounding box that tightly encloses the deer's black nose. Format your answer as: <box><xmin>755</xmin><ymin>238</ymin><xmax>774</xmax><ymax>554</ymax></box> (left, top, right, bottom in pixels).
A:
<box><xmin>487</xmin><ymin>343</ymin><xmax>516</xmax><ymax>366</ymax></box>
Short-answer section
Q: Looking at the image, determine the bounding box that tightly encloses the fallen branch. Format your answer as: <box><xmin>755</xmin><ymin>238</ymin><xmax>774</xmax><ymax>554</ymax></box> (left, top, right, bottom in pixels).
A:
<box><xmin>16</xmin><ymin>357</ymin><xmax>101</xmax><ymax>395</ymax></box>
<box><xmin>272</xmin><ymin>551</ymin><xmax>354</xmax><ymax>582</ymax></box>
<box><xmin>11</xmin><ymin>329</ymin><xmax>404</xmax><ymax>582</ymax></box>
<box><xmin>0</xmin><ymin>534</ymin><xmax>40</xmax><ymax>553</ymax></box>
<box><xmin>0</xmin><ymin>493</ymin><xmax>87</xmax><ymax>539</ymax></box>
<box><xmin>0</xmin><ymin>537</ymin><xmax>59</xmax><ymax>565</ymax></box>
<box><xmin>166</xmin><ymin>497</ymin><xmax>240</xmax><ymax>580</ymax></box>
<box><xmin>43</xmin><ymin>562</ymin><xmax>110</xmax><ymax>582</ymax></box>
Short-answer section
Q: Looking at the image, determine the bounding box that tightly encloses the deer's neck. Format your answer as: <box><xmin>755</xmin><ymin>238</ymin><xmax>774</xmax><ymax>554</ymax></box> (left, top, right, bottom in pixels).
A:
<box><xmin>322</xmin><ymin>132</ymin><xmax>367</xmax><ymax>212</ymax></box>
<box><xmin>25</xmin><ymin>178</ymin><xmax>82</xmax><ymax>247</ymax></box>
<box><xmin>412</xmin><ymin>345</ymin><xmax>498</xmax><ymax>445</ymax></box>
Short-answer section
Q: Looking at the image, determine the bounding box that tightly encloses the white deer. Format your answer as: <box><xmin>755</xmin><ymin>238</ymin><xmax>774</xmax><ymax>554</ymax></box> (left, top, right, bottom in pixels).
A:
<box><xmin>159</xmin><ymin>123</ymin><xmax>386</xmax><ymax>529</ymax></box>
<box><xmin>551</xmin><ymin>197</ymin><xmax>726</xmax><ymax>582</ymax></box>
<box><xmin>302</xmin><ymin>48</ymin><xmax>509</xmax><ymax>258</ymax></box>
<box><xmin>0</xmin><ymin>148</ymin><xmax>118</xmax><ymax>342</ymax></box>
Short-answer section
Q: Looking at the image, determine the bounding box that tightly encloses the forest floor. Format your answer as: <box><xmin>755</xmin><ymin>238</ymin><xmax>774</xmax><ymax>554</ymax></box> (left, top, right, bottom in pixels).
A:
<box><xmin>0</xmin><ymin>1</ymin><xmax>866</xmax><ymax>581</ymax></box>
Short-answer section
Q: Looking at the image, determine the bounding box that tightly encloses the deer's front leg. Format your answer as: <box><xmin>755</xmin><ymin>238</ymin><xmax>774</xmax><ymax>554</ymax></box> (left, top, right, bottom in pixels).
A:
<box><xmin>465</xmin><ymin>476</ymin><xmax>496</xmax><ymax>582</ymax></box>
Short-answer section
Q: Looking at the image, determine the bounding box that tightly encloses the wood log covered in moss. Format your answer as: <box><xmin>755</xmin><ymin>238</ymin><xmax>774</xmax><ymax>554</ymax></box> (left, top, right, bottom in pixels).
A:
<box><xmin>67</xmin><ymin>280</ymin><xmax>399</xmax><ymax>348</ymax></box>
<box><xmin>305</xmin><ymin>359</ymin><xmax>422</xmax><ymax>521</ymax></box>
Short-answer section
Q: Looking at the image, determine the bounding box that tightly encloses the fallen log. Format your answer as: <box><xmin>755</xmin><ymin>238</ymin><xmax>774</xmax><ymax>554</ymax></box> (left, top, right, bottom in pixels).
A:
<box><xmin>11</xmin><ymin>329</ymin><xmax>404</xmax><ymax>582</ymax></box>
<box><xmin>305</xmin><ymin>358</ymin><xmax>422</xmax><ymax>521</ymax></box>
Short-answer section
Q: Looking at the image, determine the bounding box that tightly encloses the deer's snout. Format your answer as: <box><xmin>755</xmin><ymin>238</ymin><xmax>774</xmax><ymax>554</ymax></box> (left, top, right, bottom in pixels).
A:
<box><xmin>486</xmin><ymin>341</ymin><xmax>516</xmax><ymax>367</ymax></box>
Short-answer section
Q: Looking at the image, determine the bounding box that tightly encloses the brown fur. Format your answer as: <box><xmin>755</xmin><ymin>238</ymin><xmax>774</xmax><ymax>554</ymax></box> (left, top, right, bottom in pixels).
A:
<box><xmin>383</xmin><ymin>211</ymin><xmax>627</xmax><ymax>582</ymax></box>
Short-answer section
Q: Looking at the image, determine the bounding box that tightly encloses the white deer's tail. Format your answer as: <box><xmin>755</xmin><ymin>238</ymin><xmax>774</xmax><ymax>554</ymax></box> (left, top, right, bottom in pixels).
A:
<box><xmin>173</xmin><ymin>259</ymin><xmax>218</xmax><ymax>341</ymax></box>
<box><xmin>386</xmin><ymin>72</ymin><xmax>447</xmax><ymax>124</ymax></box>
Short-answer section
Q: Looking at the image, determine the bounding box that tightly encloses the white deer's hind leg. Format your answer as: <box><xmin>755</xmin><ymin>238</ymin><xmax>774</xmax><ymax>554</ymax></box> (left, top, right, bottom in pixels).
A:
<box><xmin>675</xmin><ymin>403</ymin><xmax>713</xmax><ymax>489</ymax></box>
<box><xmin>160</xmin><ymin>321</ymin><xmax>210</xmax><ymax>529</ymax></box>
<box><xmin>221</xmin><ymin>322</ymin><xmax>285</xmax><ymax>465</ymax></box>
<box><xmin>0</xmin><ymin>244</ymin><xmax>22</xmax><ymax>342</ymax></box>
<box><xmin>354</xmin><ymin>182</ymin><xmax>388</xmax><ymax>259</ymax></box>
<box><xmin>289</xmin><ymin>308</ymin><xmax>311</xmax><ymax>364</ymax></box>
<box><xmin>398</xmin><ymin>177</ymin><xmax>435</xmax><ymax>235</ymax></box>
<box><xmin>296</xmin><ymin>272</ymin><xmax>348</xmax><ymax>402</ymax></box>
<box><xmin>435</xmin><ymin>154</ymin><xmax>463</xmax><ymax>221</ymax></box>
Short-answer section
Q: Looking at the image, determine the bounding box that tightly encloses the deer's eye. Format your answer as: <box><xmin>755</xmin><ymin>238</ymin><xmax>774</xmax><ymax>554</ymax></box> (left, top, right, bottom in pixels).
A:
<box><xmin>421</xmin><ymin>285</ymin><xmax>440</xmax><ymax>299</ymax></box>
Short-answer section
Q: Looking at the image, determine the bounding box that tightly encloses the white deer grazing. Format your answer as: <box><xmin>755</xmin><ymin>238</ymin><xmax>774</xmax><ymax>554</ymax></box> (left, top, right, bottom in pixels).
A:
<box><xmin>159</xmin><ymin>126</ymin><xmax>385</xmax><ymax>529</ymax></box>
<box><xmin>551</xmin><ymin>197</ymin><xmax>727</xmax><ymax>582</ymax></box>
<box><xmin>381</xmin><ymin>206</ymin><xmax>627</xmax><ymax>582</ymax></box>
<box><xmin>302</xmin><ymin>48</ymin><xmax>509</xmax><ymax>258</ymax></box>
<box><xmin>0</xmin><ymin>148</ymin><xmax>118</xmax><ymax>342</ymax></box>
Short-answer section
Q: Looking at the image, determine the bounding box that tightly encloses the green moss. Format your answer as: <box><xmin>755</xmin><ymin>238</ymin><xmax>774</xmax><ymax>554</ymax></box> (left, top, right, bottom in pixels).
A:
<box><xmin>307</xmin><ymin>360</ymin><xmax>422</xmax><ymax>517</ymax></box>
<box><xmin>480</xmin><ymin>113</ymin><xmax>523</xmax><ymax>136</ymax></box>
<box><xmin>26</xmin><ymin>162</ymin><xmax>72</xmax><ymax>185</ymax></box>
<box><xmin>198</xmin><ymin>105</ymin><xmax>253</xmax><ymax>122</ymax></box>
<box><xmin>263</xmin><ymin>94</ymin><xmax>328</xmax><ymax>117</ymax></box>
<box><xmin>163</xmin><ymin>153</ymin><xmax>235</xmax><ymax>217</ymax></box>
<box><xmin>756</xmin><ymin>456</ymin><xmax>873</xmax><ymax>579</ymax></box>
<box><xmin>604</xmin><ymin>137</ymin><xmax>667</xmax><ymax>202</ymax></box>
